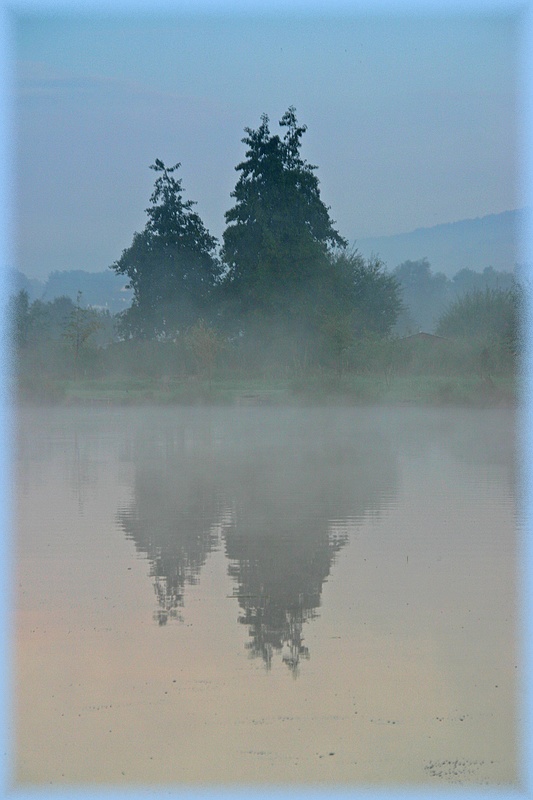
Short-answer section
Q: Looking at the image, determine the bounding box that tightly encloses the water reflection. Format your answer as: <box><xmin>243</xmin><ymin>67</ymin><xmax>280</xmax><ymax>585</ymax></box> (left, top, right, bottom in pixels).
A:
<box><xmin>16</xmin><ymin>406</ymin><xmax>518</xmax><ymax>785</ymax></box>
<box><xmin>116</xmin><ymin>418</ymin><xmax>223</xmax><ymax>624</ymax></box>
<box><xmin>117</xmin><ymin>409</ymin><xmax>398</xmax><ymax>671</ymax></box>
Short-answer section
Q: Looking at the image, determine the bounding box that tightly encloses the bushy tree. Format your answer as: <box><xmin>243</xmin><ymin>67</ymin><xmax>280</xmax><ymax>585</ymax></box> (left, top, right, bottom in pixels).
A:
<box><xmin>436</xmin><ymin>286</ymin><xmax>521</xmax><ymax>349</ymax></box>
<box><xmin>112</xmin><ymin>160</ymin><xmax>221</xmax><ymax>339</ymax></box>
<box><xmin>435</xmin><ymin>286</ymin><xmax>521</xmax><ymax>380</ymax></box>
<box><xmin>315</xmin><ymin>250</ymin><xmax>401</xmax><ymax>373</ymax></box>
<box><xmin>331</xmin><ymin>250</ymin><xmax>402</xmax><ymax>336</ymax></box>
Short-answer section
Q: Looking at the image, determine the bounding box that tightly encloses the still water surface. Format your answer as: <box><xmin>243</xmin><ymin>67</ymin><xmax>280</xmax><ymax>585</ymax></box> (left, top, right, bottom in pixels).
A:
<box><xmin>15</xmin><ymin>406</ymin><xmax>518</xmax><ymax>787</ymax></box>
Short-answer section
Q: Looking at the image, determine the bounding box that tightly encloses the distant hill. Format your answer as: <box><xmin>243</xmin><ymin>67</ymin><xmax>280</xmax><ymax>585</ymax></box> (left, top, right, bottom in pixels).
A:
<box><xmin>10</xmin><ymin>268</ymin><xmax>133</xmax><ymax>313</ymax></box>
<box><xmin>355</xmin><ymin>209</ymin><xmax>527</xmax><ymax>276</ymax></box>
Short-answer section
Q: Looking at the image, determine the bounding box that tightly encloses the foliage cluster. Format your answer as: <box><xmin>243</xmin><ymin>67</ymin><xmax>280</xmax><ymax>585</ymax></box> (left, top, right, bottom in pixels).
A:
<box><xmin>109</xmin><ymin>109</ymin><xmax>401</xmax><ymax>370</ymax></box>
<box><xmin>436</xmin><ymin>287</ymin><xmax>521</xmax><ymax>346</ymax></box>
<box><xmin>8</xmin><ymin>289</ymin><xmax>114</xmax><ymax>388</ymax></box>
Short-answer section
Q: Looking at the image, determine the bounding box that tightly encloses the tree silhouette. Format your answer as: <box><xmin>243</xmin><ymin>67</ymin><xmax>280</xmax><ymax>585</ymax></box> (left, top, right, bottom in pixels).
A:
<box><xmin>112</xmin><ymin>160</ymin><xmax>221</xmax><ymax>339</ymax></box>
<box><xmin>221</xmin><ymin>108</ymin><xmax>346</xmax><ymax>325</ymax></box>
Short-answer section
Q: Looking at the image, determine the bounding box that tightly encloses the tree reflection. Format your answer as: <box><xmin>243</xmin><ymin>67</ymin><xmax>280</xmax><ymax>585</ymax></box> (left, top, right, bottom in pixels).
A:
<box><xmin>239</xmin><ymin>598</ymin><xmax>311</xmax><ymax>676</ymax></box>
<box><xmin>116</xmin><ymin>415</ymin><xmax>222</xmax><ymax>624</ymax></box>
<box><xmin>219</xmin><ymin>412</ymin><xmax>396</xmax><ymax>673</ymax></box>
<box><xmin>224</xmin><ymin>515</ymin><xmax>349</xmax><ymax>676</ymax></box>
<box><xmin>115</xmin><ymin>409</ymin><xmax>397</xmax><ymax>670</ymax></box>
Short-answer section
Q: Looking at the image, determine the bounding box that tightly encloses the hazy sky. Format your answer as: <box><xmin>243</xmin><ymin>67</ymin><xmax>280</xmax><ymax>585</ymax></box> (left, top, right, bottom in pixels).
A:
<box><xmin>12</xmin><ymin>4</ymin><xmax>525</xmax><ymax>280</ymax></box>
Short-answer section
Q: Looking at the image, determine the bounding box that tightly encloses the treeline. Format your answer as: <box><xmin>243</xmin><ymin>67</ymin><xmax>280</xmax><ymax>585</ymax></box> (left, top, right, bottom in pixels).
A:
<box><xmin>11</xmin><ymin>259</ymin><xmax>516</xmax><ymax>336</ymax></box>
<box><xmin>8</xmin><ymin>108</ymin><xmax>522</xmax><ymax>400</ymax></box>
<box><xmin>11</xmin><ymin>267</ymin><xmax>133</xmax><ymax>313</ymax></box>
<box><xmin>392</xmin><ymin>259</ymin><xmax>516</xmax><ymax>334</ymax></box>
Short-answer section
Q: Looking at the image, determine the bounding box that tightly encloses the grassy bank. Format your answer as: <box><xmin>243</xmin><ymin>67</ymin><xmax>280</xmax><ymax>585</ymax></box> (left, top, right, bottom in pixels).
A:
<box><xmin>14</xmin><ymin>372</ymin><xmax>518</xmax><ymax>408</ymax></box>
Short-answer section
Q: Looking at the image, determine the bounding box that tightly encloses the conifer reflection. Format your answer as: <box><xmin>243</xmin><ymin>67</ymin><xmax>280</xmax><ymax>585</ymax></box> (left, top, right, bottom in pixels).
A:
<box><xmin>219</xmin><ymin>414</ymin><xmax>396</xmax><ymax>673</ymax></box>
<box><xmin>116</xmin><ymin>416</ymin><xmax>222</xmax><ymax>624</ymax></box>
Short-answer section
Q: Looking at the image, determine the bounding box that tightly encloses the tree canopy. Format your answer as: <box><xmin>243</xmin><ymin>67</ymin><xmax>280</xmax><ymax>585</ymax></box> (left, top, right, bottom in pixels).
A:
<box><xmin>112</xmin><ymin>160</ymin><xmax>221</xmax><ymax>338</ymax></box>
<box><xmin>436</xmin><ymin>286</ymin><xmax>521</xmax><ymax>348</ymax></box>
<box><xmin>221</xmin><ymin>108</ymin><xmax>347</xmax><ymax>322</ymax></box>
<box><xmin>331</xmin><ymin>250</ymin><xmax>401</xmax><ymax>336</ymax></box>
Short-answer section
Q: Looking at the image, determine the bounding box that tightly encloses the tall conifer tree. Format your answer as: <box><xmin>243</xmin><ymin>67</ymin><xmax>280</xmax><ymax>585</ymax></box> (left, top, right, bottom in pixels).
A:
<box><xmin>222</xmin><ymin>108</ymin><xmax>346</xmax><ymax>321</ymax></box>
<box><xmin>112</xmin><ymin>160</ymin><xmax>221</xmax><ymax>338</ymax></box>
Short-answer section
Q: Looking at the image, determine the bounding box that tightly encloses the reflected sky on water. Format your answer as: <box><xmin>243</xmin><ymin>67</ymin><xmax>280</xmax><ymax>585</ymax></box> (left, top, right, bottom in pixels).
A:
<box><xmin>15</xmin><ymin>406</ymin><xmax>518</xmax><ymax>787</ymax></box>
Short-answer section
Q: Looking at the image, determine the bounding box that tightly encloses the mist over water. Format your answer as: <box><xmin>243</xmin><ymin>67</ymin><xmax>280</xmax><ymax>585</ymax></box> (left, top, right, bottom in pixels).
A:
<box><xmin>15</xmin><ymin>405</ymin><xmax>518</xmax><ymax>786</ymax></box>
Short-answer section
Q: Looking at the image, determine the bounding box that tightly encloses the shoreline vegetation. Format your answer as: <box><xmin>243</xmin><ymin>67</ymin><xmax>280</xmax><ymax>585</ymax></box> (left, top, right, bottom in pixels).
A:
<box><xmin>10</xmin><ymin>112</ymin><xmax>522</xmax><ymax>409</ymax></box>
<box><xmin>14</xmin><ymin>372</ymin><xmax>517</xmax><ymax>408</ymax></box>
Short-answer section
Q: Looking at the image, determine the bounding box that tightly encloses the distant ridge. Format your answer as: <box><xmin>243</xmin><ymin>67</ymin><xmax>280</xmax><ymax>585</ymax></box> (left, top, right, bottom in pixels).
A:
<box><xmin>354</xmin><ymin>209</ymin><xmax>528</xmax><ymax>277</ymax></box>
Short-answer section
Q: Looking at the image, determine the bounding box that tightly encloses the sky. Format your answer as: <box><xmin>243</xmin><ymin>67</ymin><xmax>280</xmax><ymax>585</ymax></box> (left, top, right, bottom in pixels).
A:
<box><xmin>8</xmin><ymin>5</ymin><xmax>529</xmax><ymax>280</ymax></box>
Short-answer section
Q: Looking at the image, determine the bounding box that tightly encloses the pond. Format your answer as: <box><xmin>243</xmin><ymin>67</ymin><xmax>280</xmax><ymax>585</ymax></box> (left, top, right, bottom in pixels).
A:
<box><xmin>14</xmin><ymin>405</ymin><xmax>519</xmax><ymax>788</ymax></box>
